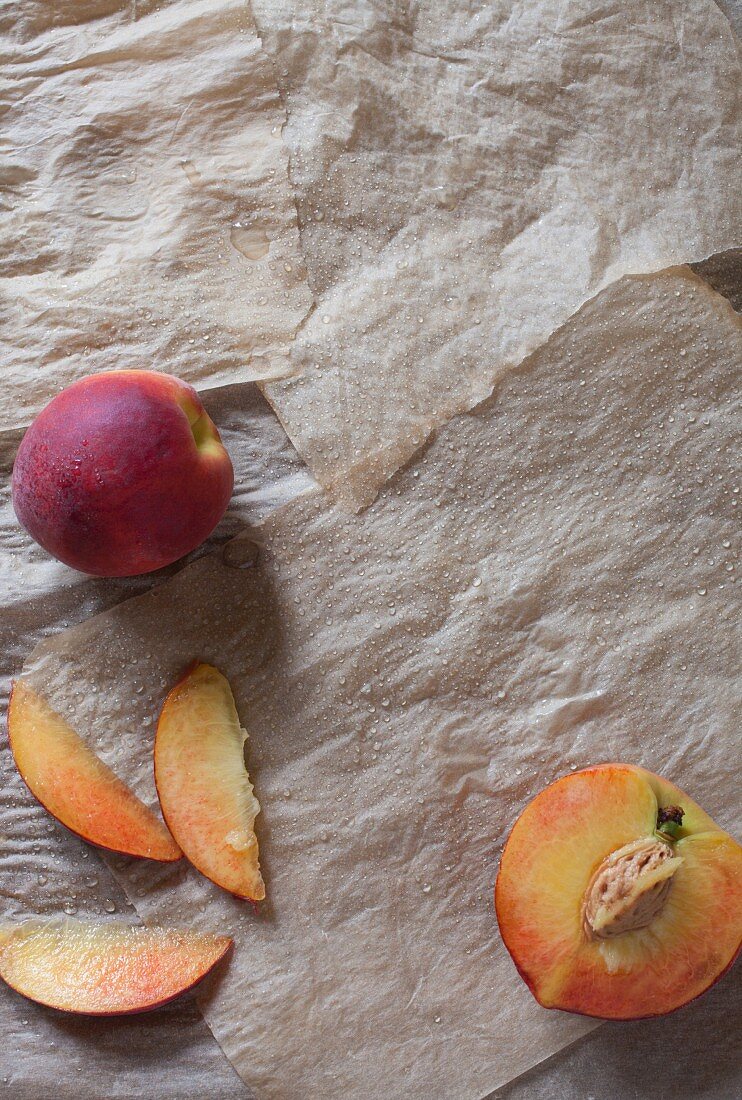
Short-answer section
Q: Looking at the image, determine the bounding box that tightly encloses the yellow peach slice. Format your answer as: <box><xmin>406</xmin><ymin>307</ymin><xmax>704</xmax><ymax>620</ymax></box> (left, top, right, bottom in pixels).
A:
<box><xmin>8</xmin><ymin>681</ymin><xmax>181</xmax><ymax>861</ymax></box>
<box><xmin>154</xmin><ymin>663</ymin><xmax>265</xmax><ymax>901</ymax></box>
<box><xmin>0</xmin><ymin>921</ymin><xmax>231</xmax><ymax>1015</ymax></box>
<box><xmin>495</xmin><ymin>764</ymin><xmax>742</xmax><ymax>1019</ymax></box>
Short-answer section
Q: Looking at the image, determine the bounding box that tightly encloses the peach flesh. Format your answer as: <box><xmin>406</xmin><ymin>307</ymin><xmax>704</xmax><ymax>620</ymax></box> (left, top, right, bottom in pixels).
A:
<box><xmin>12</xmin><ymin>370</ymin><xmax>233</xmax><ymax>576</ymax></box>
<box><xmin>8</xmin><ymin>680</ymin><xmax>181</xmax><ymax>862</ymax></box>
<box><xmin>0</xmin><ymin>921</ymin><xmax>232</xmax><ymax>1015</ymax></box>
<box><xmin>495</xmin><ymin>764</ymin><xmax>742</xmax><ymax>1019</ymax></box>
<box><xmin>155</xmin><ymin>663</ymin><xmax>265</xmax><ymax>901</ymax></box>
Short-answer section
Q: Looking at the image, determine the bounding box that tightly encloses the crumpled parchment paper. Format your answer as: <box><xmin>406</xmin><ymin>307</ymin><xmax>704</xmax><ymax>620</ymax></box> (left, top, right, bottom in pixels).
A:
<box><xmin>0</xmin><ymin>0</ymin><xmax>312</xmax><ymax>431</ymax></box>
<box><xmin>18</xmin><ymin>266</ymin><xmax>740</xmax><ymax>1098</ymax></box>
<box><xmin>0</xmin><ymin>382</ymin><xmax>310</xmax><ymax>1098</ymax></box>
<box><xmin>254</xmin><ymin>0</ymin><xmax>742</xmax><ymax>508</ymax></box>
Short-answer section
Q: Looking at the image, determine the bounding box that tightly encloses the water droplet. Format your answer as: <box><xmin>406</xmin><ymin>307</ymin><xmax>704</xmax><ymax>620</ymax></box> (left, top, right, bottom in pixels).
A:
<box><xmin>222</xmin><ymin>538</ymin><xmax>260</xmax><ymax>569</ymax></box>
<box><xmin>37</xmin><ymin>874</ymin><xmax>47</xmax><ymax>886</ymax></box>
<box><xmin>696</xmin><ymin>587</ymin><xmax>707</xmax><ymax>596</ymax></box>
<box><xmin>103</xmin><ymin>899</ymin><xmax>116</xmax><ymax>913</ymax></box>
<box><xmin>179</xmin><ymin>158</ymin><xmax>202</xmax><ymax>187</ymax></box>
<box><xmin>230</xmin><ymin>224</ymin><xmax>270</xmax><ymax>261</ymax></box>
<box><xmin>422</xmin><ymin>883</ymin><xmax>432</xmax><ymax>894</ymax></box>
<box><xmin>433</xmin><ymin>1015</ymin><xmax>442</xmax><ymax>1024</ymax></box>
<box><xmin>63</xmin><ymin>902</ymin><xmax>77</xmax><ymax>916</ymax></box>
<box><xmin>472</xmin><ymin>576</ymin><xmax>482</xmax><ymax>588</ymax></box>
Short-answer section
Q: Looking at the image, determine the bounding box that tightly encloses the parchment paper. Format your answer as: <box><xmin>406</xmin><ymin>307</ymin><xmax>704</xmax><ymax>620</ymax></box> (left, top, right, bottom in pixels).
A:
<box><xmin>0</xmin><ymin>0</ymin><xmax>312</xmax><ymax>431</ymax></box>
<box><xmin>18</xmin><ymin>267</ymin><xmax>740</xmax><ymax>1098</ymax></box>
<box><xmin>254</xmin><ymin>0</ymin><xmax>742</xmax><ymax>508</ymax></box>
<box><xmin>0</xmin><ymin>383</ymin><xmax>311</xmax><ymax>1098</ymax></box>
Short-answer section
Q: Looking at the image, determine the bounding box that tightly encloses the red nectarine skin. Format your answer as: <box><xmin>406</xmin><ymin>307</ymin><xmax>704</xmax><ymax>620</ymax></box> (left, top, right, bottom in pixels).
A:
<box><xmin>0</xmin><ymin>922</ymin><xmax>232</xmax><ymax>1015</ymax></box>
<box><xmin>12</xmin><ymin>370</ymin><xmax>233</xmax><ymax>576</ymax></box>
<box><xmin>495</xmin><ymin>764</ymin><xmax>742</xmax><ymax>1020</ymax></box>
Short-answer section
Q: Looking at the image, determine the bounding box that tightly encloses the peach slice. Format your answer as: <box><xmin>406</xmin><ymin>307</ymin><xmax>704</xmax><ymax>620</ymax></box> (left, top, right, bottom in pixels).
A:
<box><xmin>8</xmin><ymin>681</ymin><xmax>181</xmax><ymax>862</ymax></box>
<box><xmin>154</xmin><ymin>663</ymin><xmax>265</xmax><ymax>901</ymax></box>
<box><xmin>0</xmin><ymin>921</ymin><xmax>231</xmax><ymax>1015</ymax></box>
<box><xmin>495</xmin><ymin>764</ymin><xmax>742</xmax><ymax>1019</ymax></box>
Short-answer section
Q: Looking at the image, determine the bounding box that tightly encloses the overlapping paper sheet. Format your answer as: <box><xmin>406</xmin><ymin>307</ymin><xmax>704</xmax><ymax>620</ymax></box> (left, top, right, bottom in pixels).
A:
<box><xmin>19</xmin><ymin>268</ymin><xmax>741</xmax><ymax>1098</ymax></box>
<box><xmin>0</xmin><ymin>383</ymin><xmax>312</xmax><ymax>1099</ymax></box>
<box><xmin>253</xmin><ymin>0</ymin><xmax>742</xmax><ymax>507</ymax></box>
<box><xmin>0</xmin><ymin>0</ymin><xmax>312</xmax><ymax>431</ymax></box>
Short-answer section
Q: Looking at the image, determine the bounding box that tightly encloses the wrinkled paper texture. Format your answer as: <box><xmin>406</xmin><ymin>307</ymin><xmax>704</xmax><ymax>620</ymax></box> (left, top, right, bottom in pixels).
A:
<box><xmin>0</xmin><ymin>0</ymin><xmax>312</xmax><ymax>430</ymax></box>
<box><xmin>19</xmin><ymin>268</ymin><xmax>741</xmax><ymax>1098</ymax></box>
<box><xmin>0</xmin><ymin>382</ymin><xmax>311</xmax><ymax>1098</ymax></box>
<box><xmin>254</xmin><ymin>0</ymin><xmax>742</xmax><ymax>507</ymax></box>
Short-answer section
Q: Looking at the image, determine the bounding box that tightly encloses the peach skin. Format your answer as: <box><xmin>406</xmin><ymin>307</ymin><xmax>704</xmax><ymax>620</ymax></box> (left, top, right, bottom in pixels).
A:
<box><xmin>12</xmin><ymin>370</ymin><xmax>233</xmax><ymax>576</ymax></box>
<box><xmin>495</xmin><ymin>764</ymin><xmax>742</xmax><ymax>1019</ymax></box>
<box><xmin>155</xmin><ymin>663</ymin><xmax>265</xmax><ymax>901</ymax></box>
<box><xmin>8</xmin><ymin>680</ymin><xmax>181</xmax><ymax>862</ymax></box>
<box><xmin>0</xmin><ymin>921</ymin><xmax>231</xmax><ymax>1015</ymax></box>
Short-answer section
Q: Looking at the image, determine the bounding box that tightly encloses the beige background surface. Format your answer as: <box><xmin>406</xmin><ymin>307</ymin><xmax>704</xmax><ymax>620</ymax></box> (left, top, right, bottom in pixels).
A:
<box><xmin>0</xmin><ymin>0</ymin><xmax>312</xmax><ymax>430</ymax></box>
<box><xmin>0</xmin><ymin>0</ymin><xmax>740</xmax><ymax>1092</ymax></box>
<box><xmin>0</xmin><ymin>255</ymin><xmax>739</xmax><ymax>1098</ymax></box>
<box><xmin>257</xmin><ymin>0</ymin><xmax>741</xmax><ymax>508</ymax></box>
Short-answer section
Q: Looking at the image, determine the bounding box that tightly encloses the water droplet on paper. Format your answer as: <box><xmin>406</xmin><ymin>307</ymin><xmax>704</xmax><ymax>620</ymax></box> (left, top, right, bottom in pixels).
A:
<box><xmin>179</xmin><ymin>158</ymin><xmax>202</xmax><ymax>187</ymax></box>
<box><xmin>230</xmin><ymin>224</ymin><xmax>270</xmax><ymax>261</ymax></box>
<box><xmin>222</xmin><ymin>538</ymin><xmax>260</xmax><ymax>569</ymax></box>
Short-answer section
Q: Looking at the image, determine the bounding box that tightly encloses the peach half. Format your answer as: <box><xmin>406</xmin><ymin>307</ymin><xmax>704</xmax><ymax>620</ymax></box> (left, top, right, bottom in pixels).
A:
<box><xmin>8</xmin><ymin>681</ymin><xmax>181</xmax><ymax>862</ymax></box>
<box><xmin>154</xmin><ymin>663</ymin><xmax>265</xmax><ymax>901</ymax></box>
<box><xmin>0</xmin><ymin>921</ymin><xmax>231</xmax><ymax>1015</ymax></box>
<box><xmin>495</xmin><ymin>764</ymin><xmax>742</xmax><ymax>1019</ymax></box>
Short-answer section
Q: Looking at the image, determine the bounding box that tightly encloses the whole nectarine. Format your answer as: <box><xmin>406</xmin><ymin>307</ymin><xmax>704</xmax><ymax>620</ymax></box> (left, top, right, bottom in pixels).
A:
<box><xmin>12</xmin><ymin>371</ymin><xmax>233</xmax><ymax>576</ymax></box>
<box><xmin>495</xmin><ymin>764</ymin><xmax>742</xmax><ymax>1019</ymax></box>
